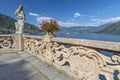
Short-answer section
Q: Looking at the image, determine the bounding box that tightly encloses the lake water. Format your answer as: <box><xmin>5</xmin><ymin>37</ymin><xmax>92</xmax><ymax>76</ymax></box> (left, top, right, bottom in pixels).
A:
<box><xmin>33</xmin><ymin>32</ymin><xmax>120</xmax><ymax>42</ymax></box>
<box><xmin>55</xmin><ymin>32</ymin><xmax>120</xmax><ymax>42</ymax></box>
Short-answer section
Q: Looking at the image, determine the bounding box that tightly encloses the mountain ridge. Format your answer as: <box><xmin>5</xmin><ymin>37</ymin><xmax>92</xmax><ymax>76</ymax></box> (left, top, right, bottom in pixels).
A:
<box><xmin>0</xmin><ymin>13</ymin><xmax>40</xmax><ymax>33</ymax></box>
<box><xmin>60</xmin><ymin>23</ymin><xmax>111</xmax><ymax>33</ymax></box>
<box><xmin>97</xmin><ymin>21</ymin><xmax>120</xmax><ymax>34</ymax></box>
<box><xmin>1</xmin><ymin>13</ymin><xmax>120</xmax><ymax>34</ymax></box>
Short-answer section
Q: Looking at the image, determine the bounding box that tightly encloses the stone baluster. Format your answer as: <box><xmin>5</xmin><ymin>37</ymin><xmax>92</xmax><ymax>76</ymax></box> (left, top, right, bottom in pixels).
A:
<box><xmin>118</xmin><ymin>71</ymin><xmax>120</xmax><ymax>79</ymax></box>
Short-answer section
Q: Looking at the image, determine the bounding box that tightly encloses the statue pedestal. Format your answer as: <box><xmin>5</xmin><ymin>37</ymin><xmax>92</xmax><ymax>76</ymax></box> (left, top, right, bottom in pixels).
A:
<box><xmin>43</xmin><ymin>32</ymin><xmax>53</xmax><ymax>42</ymax></box>
<box><xmin>15</xmin><ymin>33</ymin><xmax>24</xmax><ymax>52</ymax></box>
<box><xmin>43</xmin><ymin>35</ymin><xmax>51</xmax><ymax>42</ymax></box>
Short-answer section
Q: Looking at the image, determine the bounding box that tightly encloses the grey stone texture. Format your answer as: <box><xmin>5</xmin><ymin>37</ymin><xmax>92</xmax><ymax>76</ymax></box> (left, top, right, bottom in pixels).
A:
<box><xmin>0</xmin><ymin>51</ymin><xmax>74</xmax><ymax>80</ymax></box>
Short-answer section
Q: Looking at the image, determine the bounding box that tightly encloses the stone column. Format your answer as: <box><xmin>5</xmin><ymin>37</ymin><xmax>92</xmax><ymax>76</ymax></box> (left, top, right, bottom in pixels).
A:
<box><xmin>43</xmin><ymin>32</ymin><xmax>53</xmax><ymax>62</ymax></box>
<box><xmin>15</xmin><ymin>33</ymin><xmax>24</xmax><ymax>52</ymax></box>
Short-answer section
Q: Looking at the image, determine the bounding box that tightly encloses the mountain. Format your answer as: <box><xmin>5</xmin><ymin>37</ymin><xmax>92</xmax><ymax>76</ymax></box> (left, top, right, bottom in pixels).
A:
<box><xmin>94</xmin><ymin>23</ymin><xmax>113</xmax><ymax>32</ymax></box>
<box><xmin>60</xmin><ymin>26</ymin><xmax>94</xmax><ymax>33</ymax></box>
<box><xmin>59</xmin><ymin>23</ymin><xmax>111</xmax><ymax>33</ymax></box>
<box><xmin>0</xmin><ymin>14</ymin><xmax>40</xmax><ymax>33</ymax></box>
<box><xmin>98</xmin><ymin>22</ymin><xmax>120</xmax><ymax>34</ymax></box>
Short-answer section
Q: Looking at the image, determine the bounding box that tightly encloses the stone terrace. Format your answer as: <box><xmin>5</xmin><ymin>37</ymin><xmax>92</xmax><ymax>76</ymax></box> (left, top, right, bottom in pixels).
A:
<box><xmin>0</xmin><ymin>34</ymin><xmax>120</xmax><ymax>80</ymax></box>
<box><xmin>0</xmin><ymin>51</ymin><xmax>74</xmax><ymax>80</ymax></box>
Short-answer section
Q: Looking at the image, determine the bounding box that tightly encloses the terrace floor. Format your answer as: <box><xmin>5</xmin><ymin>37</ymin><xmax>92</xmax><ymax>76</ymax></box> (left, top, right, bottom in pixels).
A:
<box><xmin>0</xmin><ymin>51</ymin><xmax>74</xmax><ymax>80</ymax></box>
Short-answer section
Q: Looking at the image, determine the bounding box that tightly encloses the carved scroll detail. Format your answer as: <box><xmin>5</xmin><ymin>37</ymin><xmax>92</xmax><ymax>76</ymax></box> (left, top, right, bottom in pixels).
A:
<box><xmin>52</xmin><ymin>43</ymin><xmax>120</xmax><ymax>80</ymax></box>
<box><xmin>23</xmin><ymin>37</ymin><xmax>120</xmax><ymax>80</ymax></box>
<box><xmin>0</xmin><ymin>36</ymin><xmax>15</xmax><ymax>49</ymax></box>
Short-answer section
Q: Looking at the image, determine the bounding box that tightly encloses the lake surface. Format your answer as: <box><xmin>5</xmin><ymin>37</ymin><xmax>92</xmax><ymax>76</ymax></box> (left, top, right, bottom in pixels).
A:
<box><xmin>33</xmin><ymin>32</ymin><xmax>120</xmax><ymax>42</ymax></box>
<box><xmin>55</xmin><ymin>32</ymin><xmax>120</xmax><ymax>42</ymax></box>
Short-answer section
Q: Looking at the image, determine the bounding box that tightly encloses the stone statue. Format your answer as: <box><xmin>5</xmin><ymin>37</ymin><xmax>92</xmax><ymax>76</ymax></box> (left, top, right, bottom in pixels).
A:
<box><xmin>15</xmin><ymin>5</ymin><xmax>25</xmax><ymax>33</ymax></box>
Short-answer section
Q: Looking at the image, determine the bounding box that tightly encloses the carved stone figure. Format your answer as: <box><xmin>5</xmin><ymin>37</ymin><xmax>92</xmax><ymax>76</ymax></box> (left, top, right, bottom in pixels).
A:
<box><xmin>15</xmin><ymin>5</ymin><xmax>25</xmax><ymax>33</ymax></box>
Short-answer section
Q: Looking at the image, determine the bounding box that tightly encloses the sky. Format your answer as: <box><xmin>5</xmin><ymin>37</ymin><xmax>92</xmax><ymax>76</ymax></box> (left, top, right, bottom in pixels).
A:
<box><xmin>1</xmin><ymin>0</ymin><xmax>120</xmax><ymax>27</ymax></box>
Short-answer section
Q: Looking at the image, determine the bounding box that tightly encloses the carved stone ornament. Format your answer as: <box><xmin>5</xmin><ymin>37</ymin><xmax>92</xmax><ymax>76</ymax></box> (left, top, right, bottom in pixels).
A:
<box><xmin>0</xmin><ymin>36</ymin><xmax>15</xmax><ymax>49</ymax></box>
<box><xmin>23</xmin><ymin>37</ymin><xmax>120</xmax><ymax>80</ymax></box>
<box><xmin>52</xmin><ymin>43</ymin><xmax>120</xmax><ymax>80</ymax></box>
<box><xmin>1</xmin><ymin>40</ymin><xmax>11</xmax><ymax>49</ymax></box>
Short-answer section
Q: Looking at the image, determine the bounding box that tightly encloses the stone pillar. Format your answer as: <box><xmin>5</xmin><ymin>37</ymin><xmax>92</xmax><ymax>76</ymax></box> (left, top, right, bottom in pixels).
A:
<box><xmin>43</xmin><ymin>33</ymin><xmax>53</xmax><ymax>62</ymax></box>
<box><xmin>15</xmin><ymin>33</ymin><xmax>24</xmax><ymax>52</ymax></box>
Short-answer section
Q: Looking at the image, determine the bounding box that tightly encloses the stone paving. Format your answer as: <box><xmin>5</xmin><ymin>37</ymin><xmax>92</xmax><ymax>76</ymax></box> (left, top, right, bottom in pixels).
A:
<box><xmin>0</xmin><ymin>51</ymin><xmax>74</xmax><ymax>80</ymax></box>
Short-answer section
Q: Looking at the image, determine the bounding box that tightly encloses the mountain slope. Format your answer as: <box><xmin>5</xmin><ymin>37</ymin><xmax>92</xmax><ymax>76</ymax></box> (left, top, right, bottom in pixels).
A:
<box><xmin>59</xmin><ymin>23</ymin><xmax>111</xmax><ymax>33</ymax></box>
<box><xmin>0</xmin><ymin>14</ymin><xmax>40</xmax><ymax>33</ymax></box>
<box><xmin>98</xmin><ymin>22</ymin><xmax>120</xmax><ymax>34</ymax></box>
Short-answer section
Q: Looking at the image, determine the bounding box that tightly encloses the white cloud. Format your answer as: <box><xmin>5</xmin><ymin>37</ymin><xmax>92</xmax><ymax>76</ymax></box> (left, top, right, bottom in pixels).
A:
<box><xmin>36</xmin><ymin>16</ymin><xmax>81</xmax><ymax>27</ymax></box>
<box><xmin>90</xmin><ymin>16</ymin><xmax>120</xmax><ymax>26</ymax></box>
<box><xmin>58</xmin><ymin>21</ymin><xmax>81</xmax><ymax>27</ymax></box>
<box><xmin>36</xmin><ymin>15</ymin><xmax>120</xmax><ymax>27</ymax></box>
<box><xmin>37</xmin><ymin>16</ymin><xmax>53</xmax><ymax>23</ymax></box>
<box><xmin>29</xmin><ymin>12</ymin><xmax>39</xmax><ymax>17</ymax></box>
<box><xmin>34</xmin><ymin>15</ymin><xmax>120</xmax><ymax>27</ymax></box>
<box><xmin>74</xmin><ymin>12</ymin><xmax>81</xmax><ymax>18</ymax></box>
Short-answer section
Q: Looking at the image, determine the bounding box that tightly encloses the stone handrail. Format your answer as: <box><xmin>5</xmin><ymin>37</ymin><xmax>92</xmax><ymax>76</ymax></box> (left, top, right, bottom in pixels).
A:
<box><xmin>0</xmin><ymin>34</ymin><xmax>15</xmax><ymax>37</ymax></box>
<box><xmin>24</xmin><ymin>34</ymin><xmax>120</xmax><ymax>52</ymax></box>
<box><xmin>51</xmin><ymin>37</ymin><xmax>120</xmax><ymax>53</ymax></box>
<box><xmin>23</xmin><ymin>34</ymin><xmax>120</xmax><ymax>80</ymax></box>
<box><xmin>23</xmin><ymin>34</ymin><xmax>43</xmax><ymax>39</ymax></box>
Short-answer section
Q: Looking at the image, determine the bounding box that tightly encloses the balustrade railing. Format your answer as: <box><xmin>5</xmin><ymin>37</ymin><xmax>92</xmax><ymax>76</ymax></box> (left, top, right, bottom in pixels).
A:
<box><xmin>23</xmin><ymin>34</ymin><xmax>120</xmax><ymax>80</ymax></box>
<box><xmin>0</xmin><ymin>34</ymin><xmax>16</xmax><ymax>52</ymax></box>
<box><xmin>0</xmin><ymin>33</ymin><xmax>119</xmax><ymax>80</ymax></box>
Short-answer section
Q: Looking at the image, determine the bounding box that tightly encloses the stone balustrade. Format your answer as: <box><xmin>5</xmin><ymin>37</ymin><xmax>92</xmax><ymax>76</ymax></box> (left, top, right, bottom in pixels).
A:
<box><xmin>0</xmin><ymin>34</ymin><xmax>16</xmax><ymax>52</ymax></box>
<box><xmin>51</xmin><ymin>37</ymin><xmax>120</xmax><ymax>52</ymax></box>
<box><xmin>0</xmin><ymin>33</ymin><xmax>120</xmax><ymax>80</ymax></box>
